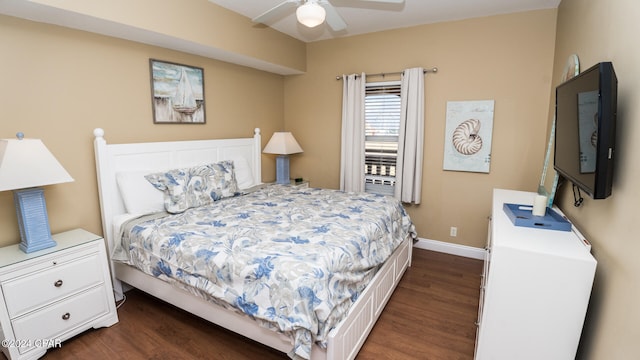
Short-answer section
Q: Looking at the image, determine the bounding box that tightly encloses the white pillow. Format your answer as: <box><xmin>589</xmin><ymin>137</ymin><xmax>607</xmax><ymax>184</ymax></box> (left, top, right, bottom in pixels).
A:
<box><xmin>230</xmin><ymin>157</ymin><xmax>255</xmax><ymax>190</ymax></box>
<box><xmin>116</xmin><ymin>171</ymin><xmax>165</xmax><ymax>215</ymax></box>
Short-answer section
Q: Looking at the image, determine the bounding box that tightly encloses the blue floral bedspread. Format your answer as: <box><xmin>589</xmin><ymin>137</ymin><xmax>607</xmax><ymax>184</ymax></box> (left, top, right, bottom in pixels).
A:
<box><xmin>113</xmin><ymin>185</ymin><xmax>416</xmax><ymax>359</ymax></box>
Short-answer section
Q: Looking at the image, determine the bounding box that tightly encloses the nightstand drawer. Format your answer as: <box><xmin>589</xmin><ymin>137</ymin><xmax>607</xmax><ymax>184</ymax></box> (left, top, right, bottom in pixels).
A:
<box><xmin>2</xmin><ymin>253</ymin><xmax>103</xmax><ymax>318</ymax></box>
<box><xmin>12</xmin><ymin>285</ymin><xmax>110</xmax><ymax>355</ymax></box>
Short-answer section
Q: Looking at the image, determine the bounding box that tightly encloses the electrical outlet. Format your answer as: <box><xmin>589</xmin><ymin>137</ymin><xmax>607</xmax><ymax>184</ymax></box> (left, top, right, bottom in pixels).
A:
<box><xmin>450</xmin><ymin>227</ymin><xmax>457</xmax><ymax>237</ymax></box>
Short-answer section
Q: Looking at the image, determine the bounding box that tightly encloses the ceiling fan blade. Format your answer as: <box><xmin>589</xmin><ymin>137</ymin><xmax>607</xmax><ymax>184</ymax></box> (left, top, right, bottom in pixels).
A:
<box><xmin>252</xmin><ymin>0</ymin><xmax>299</xmax><ymax>24</ymax></box>
<box><xmin>320</xmin><ymin>2</ymin><xmax>347</xmax><ymax>31</ymax></box>
<box><xmin>358</xmin><ymin>0</ymin><xmax>404</xmax><ymax>3</ymax></box>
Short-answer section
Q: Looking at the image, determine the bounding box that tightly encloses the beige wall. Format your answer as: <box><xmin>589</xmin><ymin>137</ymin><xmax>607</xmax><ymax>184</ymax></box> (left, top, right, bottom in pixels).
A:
<box><xmin>285</xmin><ymin>9</ymin><xmax>558</xmax><ymax>246</ymax></box>
<box><xmin>10</xmin><ymin>0</ymin><xmax>307</xmax><ymax>73</ymax></box>
<box><xmin>551</xmin><ymin>1</ymin><xmax>640</xmax><ymax>358</ymax></box>
<box><xmin>0</xmin><ymin>15</ymin><xmax>285</xmax><ymax>246</ymax></box>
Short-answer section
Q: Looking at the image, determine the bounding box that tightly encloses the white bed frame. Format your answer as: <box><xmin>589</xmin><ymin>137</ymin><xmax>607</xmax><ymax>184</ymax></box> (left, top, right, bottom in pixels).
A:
<box><xmin>93</xmin><ymin>128</ymin><xmax>412</xmax><ymax>360</ymax></box>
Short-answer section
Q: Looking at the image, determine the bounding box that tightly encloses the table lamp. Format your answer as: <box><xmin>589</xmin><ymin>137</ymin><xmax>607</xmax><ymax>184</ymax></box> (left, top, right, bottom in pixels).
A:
<box><xmin>263</xmin><ymin>132</ymin><xmax>303</xmax><ymax>184</ymax></box>
<box><xmin>0</xmin><ymin>132</ymin><xmax>74</xmax><ymax>253</ymax></box>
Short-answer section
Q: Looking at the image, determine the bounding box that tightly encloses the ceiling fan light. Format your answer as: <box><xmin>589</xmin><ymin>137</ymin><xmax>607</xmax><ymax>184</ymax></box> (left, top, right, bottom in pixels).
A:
<box><xmin>296</xmin><ymin>2</ymin><xmax>326</xmax><ymax>28</ymax></box>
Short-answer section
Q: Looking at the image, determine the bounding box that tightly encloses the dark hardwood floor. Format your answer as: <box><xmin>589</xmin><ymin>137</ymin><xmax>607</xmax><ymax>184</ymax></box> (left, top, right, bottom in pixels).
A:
<box><xmin>38</xmin><ymin>249</ymin><xmax>482</xmax><ymax>360</ymax></box>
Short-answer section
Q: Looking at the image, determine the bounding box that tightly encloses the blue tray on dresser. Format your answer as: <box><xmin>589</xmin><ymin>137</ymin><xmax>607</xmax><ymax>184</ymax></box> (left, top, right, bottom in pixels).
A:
<box><xmin>503</xmin><ymin>203</ymin><xmax>571</xmax><ymax>231</ymax></box>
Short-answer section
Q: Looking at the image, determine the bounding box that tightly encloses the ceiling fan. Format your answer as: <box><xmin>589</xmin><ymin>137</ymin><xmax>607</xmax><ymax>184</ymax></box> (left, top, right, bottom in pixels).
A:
<box><xmin>252</xmin><ymin>0</ymin><xmax>404</xmax><ymax>31</ymax></box>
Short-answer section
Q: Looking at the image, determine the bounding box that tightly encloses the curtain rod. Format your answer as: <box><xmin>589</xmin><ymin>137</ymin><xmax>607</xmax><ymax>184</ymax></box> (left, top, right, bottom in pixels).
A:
<box><xmin>335</xmin><ymin>67</ymin><xmax>437</xmax><ymax>80</ymax></box>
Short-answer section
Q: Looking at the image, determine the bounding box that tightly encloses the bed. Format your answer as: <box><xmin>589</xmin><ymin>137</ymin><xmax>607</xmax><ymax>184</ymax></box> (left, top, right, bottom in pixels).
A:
<box><xmin>93</xmin><ymin>128</ymin><xmax>416</xmax><ymax>360</ymax></box>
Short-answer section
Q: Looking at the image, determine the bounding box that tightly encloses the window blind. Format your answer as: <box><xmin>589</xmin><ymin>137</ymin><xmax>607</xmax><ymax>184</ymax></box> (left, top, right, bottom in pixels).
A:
<box><xmin>364</xmin><ymin>81</ymin><xmax>401</xmax><ymax>196</ymax></box>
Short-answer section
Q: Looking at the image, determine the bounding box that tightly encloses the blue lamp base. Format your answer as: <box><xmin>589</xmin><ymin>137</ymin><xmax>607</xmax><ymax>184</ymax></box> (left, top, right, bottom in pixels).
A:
<box><xmin>275</xmin><ymin>155</ymin><xmax>290</xmax><ymax>184</ymax></box>
<box><xmin>14</xmin><ymin>188</ymin><xmax>57</xmax><ymax>253</ymax></box>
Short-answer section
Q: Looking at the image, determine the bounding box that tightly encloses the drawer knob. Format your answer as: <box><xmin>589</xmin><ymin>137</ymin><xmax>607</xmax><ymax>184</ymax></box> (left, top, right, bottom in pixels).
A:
<box><xmin>62</xmin><ymin>312</ymin><xmax>71</xmax><ymax>320</ymax></box>
<box><xmin>54</xmin><ymin>280</ymin><xmax>64</xmax><ymax>287</ymax></box>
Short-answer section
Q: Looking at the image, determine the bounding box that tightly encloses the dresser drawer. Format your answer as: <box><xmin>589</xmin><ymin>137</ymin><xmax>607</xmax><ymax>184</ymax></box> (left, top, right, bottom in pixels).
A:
<box><xmin>2</xmin><ymin>253</ymin><xmax>104</xmax><ymax>318</ymax></box>
<box><xmin>12</xmin><ymin>285</ymin><xmax>110</xmax><ymax>355</ymax></box>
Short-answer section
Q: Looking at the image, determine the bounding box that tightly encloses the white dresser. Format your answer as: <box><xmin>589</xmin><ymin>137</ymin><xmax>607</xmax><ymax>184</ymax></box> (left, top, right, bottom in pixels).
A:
<box><xmin>0</xmin><ymin>229</ymin><xmax>119</xmax><ymax>360</ymax></box>
<box><xmin>475</xmin><ymin>189</ymin><xmax>596</xmax><ymax>360</ymax></box>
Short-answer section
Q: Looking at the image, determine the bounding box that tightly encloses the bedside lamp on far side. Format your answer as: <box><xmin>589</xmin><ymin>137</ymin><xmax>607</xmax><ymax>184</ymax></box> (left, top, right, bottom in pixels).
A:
<box><xmin>263</xmin><ymin>132</ymin><xmax>303</xmax><ymax>184</ymax></box>
<box><xmin>0</xmin><ymin>132</ymin><xmax>74</xmax><ymax>253</ymax></box>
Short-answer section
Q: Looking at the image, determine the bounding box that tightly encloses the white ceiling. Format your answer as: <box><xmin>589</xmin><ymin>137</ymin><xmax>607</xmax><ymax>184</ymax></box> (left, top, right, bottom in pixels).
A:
<box><xmin>209</xmin><ymin>0</ymin><xmax>561</xmax><ymax>42</ymax></box>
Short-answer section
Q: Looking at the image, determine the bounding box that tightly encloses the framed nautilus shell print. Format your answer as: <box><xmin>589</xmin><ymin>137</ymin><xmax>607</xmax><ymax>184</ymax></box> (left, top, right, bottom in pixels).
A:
<box><xmin>443</xmin><ymin>100</ymin><xmax>495</xmax><ymax>173</ymax></box>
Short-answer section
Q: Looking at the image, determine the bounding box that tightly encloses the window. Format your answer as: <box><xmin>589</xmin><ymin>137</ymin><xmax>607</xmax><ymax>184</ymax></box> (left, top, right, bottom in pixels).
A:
<box><xmin>364</xmin><ymin>81</ymin><xmax>401</xmax><ymax>196</ymax></box>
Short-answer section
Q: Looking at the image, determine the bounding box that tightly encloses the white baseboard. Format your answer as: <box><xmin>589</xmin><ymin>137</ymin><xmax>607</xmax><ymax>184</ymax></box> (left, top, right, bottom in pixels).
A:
<box><xmin>413</xmin><ymin>238</ymin><xmax>486</xmax><ymax>260</ymax></box>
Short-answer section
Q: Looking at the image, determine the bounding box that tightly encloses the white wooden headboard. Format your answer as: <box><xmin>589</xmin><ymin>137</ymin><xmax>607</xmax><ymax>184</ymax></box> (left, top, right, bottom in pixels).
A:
<box><xmin>93</xmin><ymin>128</ymin><xmax>262</xmax><ymax>292</ymax></box>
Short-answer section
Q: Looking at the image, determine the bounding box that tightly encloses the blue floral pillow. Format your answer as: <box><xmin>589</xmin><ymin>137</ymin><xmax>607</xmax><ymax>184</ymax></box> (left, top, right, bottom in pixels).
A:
<box><xmin>145</xmin><ymin>161</ymin><xmax>240</xmax><ymax>213</ymax></box>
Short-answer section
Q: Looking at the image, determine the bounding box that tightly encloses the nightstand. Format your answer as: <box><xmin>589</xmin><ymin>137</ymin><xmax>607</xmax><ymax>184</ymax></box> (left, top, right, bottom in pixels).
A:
<box><xmin>289</xmin><ymin>179</ymin><xmax>309</xmax><ymax>188</ymax></box>
<box><xmin>263</xmin><ymin>180</ymin><xmax>310</xmax><ymax>189</ymax></box>
<box><xmin>0</xmin><ymin>229</ymin><xmax>119</xmax><ymax>360</ymax></box>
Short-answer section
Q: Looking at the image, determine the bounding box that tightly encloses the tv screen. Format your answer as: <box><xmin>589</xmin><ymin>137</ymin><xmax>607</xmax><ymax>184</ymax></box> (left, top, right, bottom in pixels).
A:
<box><xmin>554</xmin><ymin>62</ymin><xmax>617</xmax><ymax>199</ymax></box>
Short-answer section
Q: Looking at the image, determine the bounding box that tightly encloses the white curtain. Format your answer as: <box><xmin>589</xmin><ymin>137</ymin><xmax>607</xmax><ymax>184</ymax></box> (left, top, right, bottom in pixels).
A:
<box><xmin>394</xmin><ymin>67</ymin><xmax>425</xmax><ymax>204</ymax></box>
<box><xmin>340</xmin><ymin>73</ymin><xmax>366</xmax><ymax>192</ymax></box>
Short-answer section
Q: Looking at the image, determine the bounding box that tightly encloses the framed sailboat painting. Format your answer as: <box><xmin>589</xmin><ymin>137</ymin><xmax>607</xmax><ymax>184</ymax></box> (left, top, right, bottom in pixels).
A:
<box><xmin>150</xmin><ymin>59</ymin><xmax>206</xmax><ymax>124</ymax></box>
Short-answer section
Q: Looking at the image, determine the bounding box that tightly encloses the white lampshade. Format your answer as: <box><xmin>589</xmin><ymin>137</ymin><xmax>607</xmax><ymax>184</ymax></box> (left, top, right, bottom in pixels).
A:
<box><xmin>0</xmin><ymin>134</ymin><xmax>74</xmax><ymax>191</ymax></box>
<box><xmin>296</xmin><ymin>1</ymin><xmax>326</xmax><ymax>28</ymax></box>
<box><xmin>263</xmin><ymin>132</ymin><xmax>303</xmax><ymax>155</ymax></box>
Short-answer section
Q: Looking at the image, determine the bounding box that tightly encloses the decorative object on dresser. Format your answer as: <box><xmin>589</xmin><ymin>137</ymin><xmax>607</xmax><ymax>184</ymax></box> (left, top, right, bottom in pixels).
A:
<box><xmin>150</xmin><ymin>59</ymin><xmax>205</xmax><ymax>124</ymax></box>
<box><xmin>502</xmin><ymin>202</ymin><xmax>571</xmax><ymax>231</ymax></box>
<box><xmin>538</xmin><ymin>54</ymin><xmax>581</xmax><ymax>208</ymax></box>
<box><xmin>263</xmin><ymin>131</ymin><xmax>304</xmax><ymax>184</ymax></box>
<box><xmin>0</xmin><ymin>229</ymin><xmax>119</xmax><ymax>360</ymax></box>
<box><xmin>475</xmin><ymin>189</ymin><xmax>596</xmax><ymax>360</ymax></box>
<box><xmin>0</xmin><ymin>133</ymin><xmax>74</xmax><ymax>253</ymax></box>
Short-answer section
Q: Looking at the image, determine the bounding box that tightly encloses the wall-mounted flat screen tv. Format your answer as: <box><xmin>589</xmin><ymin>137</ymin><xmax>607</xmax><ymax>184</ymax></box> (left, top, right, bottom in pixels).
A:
<box><xmin>554</xmin><ymin>62</ymin><xmax>617</xmax><ymax>199</ymax></box>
